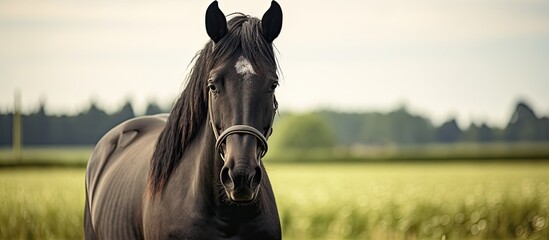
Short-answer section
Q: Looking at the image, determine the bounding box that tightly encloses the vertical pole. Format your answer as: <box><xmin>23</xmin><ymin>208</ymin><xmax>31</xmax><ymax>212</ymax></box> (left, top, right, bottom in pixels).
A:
<box><xmin>13</xmin><ymin>90</ymin><xmax>22</xmax><ymax>162</ymax></box>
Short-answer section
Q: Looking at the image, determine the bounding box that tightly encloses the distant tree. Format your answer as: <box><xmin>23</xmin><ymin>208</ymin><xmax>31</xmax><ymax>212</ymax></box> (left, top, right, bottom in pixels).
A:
<box><xmin>0</xmin><ymin>113</ymin><xmax>13</xmax><ymax>146</ymax></box>
<box><xmin>436</xmin><ymin>119</ymin><xmax>462</xmax><ymax>143</ymax></box>
<box><xmin>540</xmin><ymin>117</ymin><xmax>549</xmax><ymax>141</ymax></box>
<box><xmin>319</xmin><ymin>107</ymin><xmax>435</xmax><ymax>145</ymax></box>
<box><xmin>111</xmin><ymin>101</ymin><xmax>135</xmax><ymax>125</ymax></box>
<box><xmin>68</xmin><ymin>102</ymin><xmax>111</xmax><ymax>144</ymax></box>
<box><xmin>504</xmin><ymin>102</ymin><xmax>541</xmax><ymax>141</ymax></box>
<box><xmin>87</xmin><ymin>103</ymin><xmax>108</xmax><ymax>117</ymax></box>
<box><xmin>477</xmin><ymin>123</ymin><xmax>495</xmax><ymax>142</ymax></box>
<box><xmin>271</xmin><ymin>113</ymin><xmax>336</xmax><ymax>151</ymax></box>
<box><xmin>386</xmin><ymin>107</ymin><xmax>434</xmax><ymax>144</ymax></box>
<box><xmin>360</xmin><ymin>113</ymin><xmax>391</xmax><ymax>144</ymax></box>
<box><xmin>319</xmin><ymin>111</ymin><xmax>371</xmax><ymax>145</ymax></box>
<box><xmin>462</xmin><ymin>123</ymin><xmax>479</xmax><ymax>142</ymax></box>
<box><xmin>145</xmin><ymin>102</ymin><xmax>163</xmax><ymax>115</ymax></box>
<box><xmin>23</xmin><ymin>102</ymin><xmax>50</xmax><ymax>145</ymax></box>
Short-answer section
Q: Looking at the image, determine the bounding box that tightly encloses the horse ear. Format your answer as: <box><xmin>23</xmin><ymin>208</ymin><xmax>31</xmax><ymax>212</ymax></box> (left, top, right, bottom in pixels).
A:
<box><xmin>261</xmin><ymin>1</ymin><xmax>283</xmax><ymax>43</ymax></box>
<box><xmin>205</xmin><ymin>1</ymin><xmax>228</xmax><ymax>43</ymax></box>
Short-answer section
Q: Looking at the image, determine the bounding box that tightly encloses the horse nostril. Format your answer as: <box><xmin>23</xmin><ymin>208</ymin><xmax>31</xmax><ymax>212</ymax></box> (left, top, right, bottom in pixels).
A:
<box><xmin>252</xmin><ymin>166</ymin><xmax>262</xmax><ymax>187</ymax></box>
<box><xmin>220</xmin><ymin>166</ymin><xmax>233</xmax><ymax>189</ymax></box>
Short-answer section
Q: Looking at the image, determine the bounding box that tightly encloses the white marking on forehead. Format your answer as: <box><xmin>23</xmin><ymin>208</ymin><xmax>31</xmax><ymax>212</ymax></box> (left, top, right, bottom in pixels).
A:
<box><xmin>235</xmin><ymin>56</ymin><xmax>256</xmax><ymax>77</ymax></box>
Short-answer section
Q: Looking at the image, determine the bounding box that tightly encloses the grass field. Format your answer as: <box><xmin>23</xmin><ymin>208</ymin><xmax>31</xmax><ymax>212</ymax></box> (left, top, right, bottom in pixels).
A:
<box><xmin>270</xmin><ymin>163</ymin><xmax>548</xmax><ymax>239</ymax></box>
<box><xmin>0</xmin><ymin>168</ymin><xmax>84</xmax><ymax>239</ymax></box>
<box><xmin>1</xmin><ymin>142</ymin><xmax>549</xmax><ymax>166</ymax></box>
<box><xmin>1</xmin><ymin>162</ymin><xmax>548</xmax><ymax>239</ymax></box>
<box><xmin>0</xmin><ymin>146</ymin><xmax>92</xmax><ymax>167</ymax></box>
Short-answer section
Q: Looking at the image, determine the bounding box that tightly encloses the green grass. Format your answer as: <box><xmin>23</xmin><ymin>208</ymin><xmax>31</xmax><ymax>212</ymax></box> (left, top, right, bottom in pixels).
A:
<box><xmin>270</xmin><ymin>162</ymin><xmax>549</xmax><ymax>239</ymax></box>
<box><xmin>0</xmin><ymin>146</ymin><xmax>92</xmax><ymax>167</ymax></box>
<box><xmin>0</xmin><ymin>168</ymin><xmax>84</xmax><ymax>239</ymax></box>
<box><xmin>1</xmin><ymin>142</ymin><xmax>549</xmax><ymax>167</ymax></box>
<box><xmin>267</xmin><ymin>142</ymin><xmax>549</xmax><ymax>162</ymax></box>
<box><xmin>1</xmin><ymin>162</ymin><xmax>548</xmax><ymax>239</ymax></box>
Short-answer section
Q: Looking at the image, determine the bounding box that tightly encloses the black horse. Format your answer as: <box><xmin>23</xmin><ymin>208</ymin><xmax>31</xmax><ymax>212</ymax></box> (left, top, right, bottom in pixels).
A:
<box><xmin>84</xmin><ymin>1</ymin><xmax>283</xmax><ymax>239</ymax></box>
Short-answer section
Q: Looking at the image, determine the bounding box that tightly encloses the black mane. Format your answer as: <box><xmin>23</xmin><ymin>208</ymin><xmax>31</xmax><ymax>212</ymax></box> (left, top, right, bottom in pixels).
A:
<box><xmin>148</xmin><ymin>14</ymin><xmax>277</xmax><ymax>196</ymax></box>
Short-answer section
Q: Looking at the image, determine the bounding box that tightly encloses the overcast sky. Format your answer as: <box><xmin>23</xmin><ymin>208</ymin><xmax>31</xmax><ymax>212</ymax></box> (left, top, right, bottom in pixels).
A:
<box><xmin>1</xmin><ymin>0</ymin><xmax>548</xmax><ymax>127</ymax></box>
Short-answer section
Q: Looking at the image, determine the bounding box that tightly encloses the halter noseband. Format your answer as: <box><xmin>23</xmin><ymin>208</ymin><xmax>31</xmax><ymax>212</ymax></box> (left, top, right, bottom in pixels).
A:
<box><xmin>208</xmin><ymin>92</ymin><xmax>272</xmax><ymax>161</ymax></box>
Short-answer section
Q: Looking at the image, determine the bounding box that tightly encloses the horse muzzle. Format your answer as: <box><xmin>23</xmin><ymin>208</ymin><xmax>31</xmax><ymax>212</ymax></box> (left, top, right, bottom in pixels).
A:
<box><xmin>215</xmin><ymin>125</ymin><xmax>268</xmax><ymax>202</ymax></box>
<box><xmin>220</xmin><ymin>164</ymin><xmax>262</xmax><ymax>202</ymax></box>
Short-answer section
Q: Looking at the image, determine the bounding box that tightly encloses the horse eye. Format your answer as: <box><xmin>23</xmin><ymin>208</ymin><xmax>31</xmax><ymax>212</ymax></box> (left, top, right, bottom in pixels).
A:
<box><xmin>207</xmin><ymin>83</ymin><xmax>217</xmax><ymax>92</ymax></box>
<box><xmin>270</xmin><ymin>82</ymin><xmax>279</xmax><ymax>91</ymax></box>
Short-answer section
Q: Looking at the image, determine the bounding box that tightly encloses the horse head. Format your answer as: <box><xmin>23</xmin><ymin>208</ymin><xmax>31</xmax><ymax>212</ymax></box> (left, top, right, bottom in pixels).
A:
<box><xmin>205</xmin><ymin>1</ymin><xmax>282</xmax><ymax>202</ymax></box>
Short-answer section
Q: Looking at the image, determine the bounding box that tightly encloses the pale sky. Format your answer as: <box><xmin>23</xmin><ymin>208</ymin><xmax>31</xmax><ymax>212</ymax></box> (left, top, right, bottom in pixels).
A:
<box><xmin>1</xmin><ymin>0</ymin><xmax>548</xmax><ymax>128</ymax></box>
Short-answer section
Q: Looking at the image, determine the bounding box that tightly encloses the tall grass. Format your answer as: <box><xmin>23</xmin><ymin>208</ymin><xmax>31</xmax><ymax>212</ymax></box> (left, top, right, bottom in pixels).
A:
<box><xmin>0</xmin><ymin>169</ymin><xmax>84</xmax><ymax>239</ymax></box>
<box><xmin>1</xmin><ymin>163</ymin><xmax>548</xmax><ymax>239</ymax></box>
<box><xmin>269</xmin><ymin>163</ymin><xmax>549</xmax><ymax>239</ymax></box>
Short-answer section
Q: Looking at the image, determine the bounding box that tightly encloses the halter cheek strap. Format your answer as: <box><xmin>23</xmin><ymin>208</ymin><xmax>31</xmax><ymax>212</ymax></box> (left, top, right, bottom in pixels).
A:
<box><xmin>208</xmin><ymin>92</ymin><xmax>273</xmax><ymax>161</ymax></box>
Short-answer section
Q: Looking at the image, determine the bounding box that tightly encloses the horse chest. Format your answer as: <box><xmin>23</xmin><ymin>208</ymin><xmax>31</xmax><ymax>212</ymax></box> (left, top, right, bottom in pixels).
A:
<box><xmin>145</xmin><ymin>208</ymin><xmax>278</xmax><ymax>240</ymax></box>
<box><xmin>169</xmin><ymin>219</ymin><xmax>277</xmax><ymax>240</ymax></box>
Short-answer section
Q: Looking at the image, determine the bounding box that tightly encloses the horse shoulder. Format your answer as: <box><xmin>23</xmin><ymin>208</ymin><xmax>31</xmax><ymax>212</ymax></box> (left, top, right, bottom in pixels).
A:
<box><xmin>85</xmin><ymin>114</ymin><xmax>168</xmax><ymax>216</ymax></box>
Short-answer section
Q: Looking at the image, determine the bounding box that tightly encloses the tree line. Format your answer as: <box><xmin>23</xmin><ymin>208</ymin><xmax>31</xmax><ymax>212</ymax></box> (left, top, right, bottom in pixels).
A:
<box><xmin>0</xmin><ymin>101</ymin><xmax>165</xmax><ymax>146</ymax></box>
<box><xmin>271</xmin><ymin>101</ymin><xmax>549</xmax><ymax>150</ymax></box>
<box><xmin>0</xmin><ymin>100</ymin><xmax>547</xmax><ymax>147</ymax></box>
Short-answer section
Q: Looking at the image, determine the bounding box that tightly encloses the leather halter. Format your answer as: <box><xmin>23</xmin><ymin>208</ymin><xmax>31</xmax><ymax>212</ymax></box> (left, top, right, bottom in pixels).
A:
<box><xmin>208</xmin><ymin>91</ymin><xmax>272</xmax><ymax>161</ymax></box>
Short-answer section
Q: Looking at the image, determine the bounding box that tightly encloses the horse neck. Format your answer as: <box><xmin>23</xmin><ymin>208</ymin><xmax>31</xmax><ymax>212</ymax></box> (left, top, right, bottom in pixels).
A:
<box><xmin>183</xmin><ymin>120</ymin><xmax>221</xmax><ymax>205</ymax></box>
